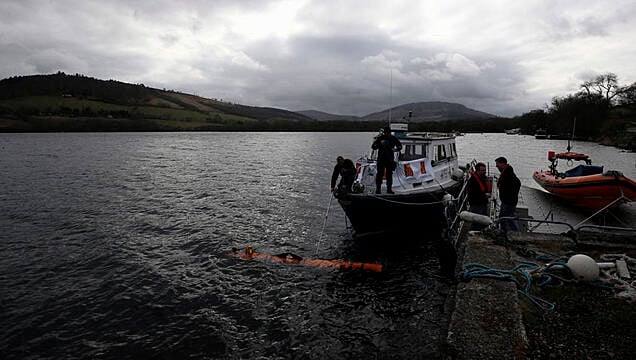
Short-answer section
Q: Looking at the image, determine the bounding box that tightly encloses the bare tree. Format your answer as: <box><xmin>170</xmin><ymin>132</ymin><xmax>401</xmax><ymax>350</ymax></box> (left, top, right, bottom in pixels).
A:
<box><xmin>579</xmin><ymin>73</ymin><xmax>621</xmax><ymax>104</ymax></box>
<box><xmin>617</xmin><ymin>82</ymin><xmax>636</xmax><ymax>105</ymax></box>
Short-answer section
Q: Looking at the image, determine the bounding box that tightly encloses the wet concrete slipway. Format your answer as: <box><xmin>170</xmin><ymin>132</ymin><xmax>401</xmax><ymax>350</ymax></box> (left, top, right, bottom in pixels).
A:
<box><xmin>442</xmin><ymin>187</ymin><xmax>636</xmax><ymax>359</ymax></box>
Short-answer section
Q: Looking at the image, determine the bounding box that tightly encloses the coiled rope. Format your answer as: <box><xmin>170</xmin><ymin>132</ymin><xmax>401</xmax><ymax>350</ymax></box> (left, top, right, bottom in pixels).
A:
<box><xmin>457</xmin><ymin>259</ymin><xmax>577</xmax><ymax>311</ymax></box>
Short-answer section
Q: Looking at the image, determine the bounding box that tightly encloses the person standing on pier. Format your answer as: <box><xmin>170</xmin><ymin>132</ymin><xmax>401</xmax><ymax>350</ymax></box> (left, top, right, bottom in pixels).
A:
<box><xmin>372</xmin><ymin>126</ymin><xmax>402</xmax><ymax>194</ymax></box>
<box><xmin>467</xmin><ymin>162</ymin><xmax>491</xmax><ymax>230</ymax></box>
<box><xmin>495</xmin><ymin>157</ymin><xmax>521</xmax><ymax>232</ymax></box>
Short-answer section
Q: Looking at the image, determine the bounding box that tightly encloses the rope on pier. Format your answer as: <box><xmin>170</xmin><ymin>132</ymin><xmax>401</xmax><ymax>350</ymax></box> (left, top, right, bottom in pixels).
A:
<box><xmin>457</xmin><ymin>259</ymin><xmax>574</xmax><ymax>311</ymax></box>
<box><xmin>458</xmin><ymin>253</ymin><xmax>636</xmax><ymax>310</ymax></box>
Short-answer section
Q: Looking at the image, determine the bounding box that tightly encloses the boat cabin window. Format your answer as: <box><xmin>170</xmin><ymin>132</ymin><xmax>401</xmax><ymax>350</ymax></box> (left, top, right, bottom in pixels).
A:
<box><xmin>436</xmin><ymin>144</ymin><xmax>447</xmax><ymax>162</ymax></box>
<box><xmin>450</xmin><ymin>143</ymin><xmax>457</xmax><ymax>158</ymax></box>
<box><xmin>403</xmin><ymin>144</ymin><xmax>427</xmax><ymax>161</ymax></box>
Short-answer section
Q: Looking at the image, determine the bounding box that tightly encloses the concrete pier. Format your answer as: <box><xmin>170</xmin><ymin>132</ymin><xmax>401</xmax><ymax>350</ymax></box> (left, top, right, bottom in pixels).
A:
<box><xmin>443</xmin><ymin>225</ymin><xmax>636</xmax><ymax>359</ymax></box>
<box><xmin>445</xmin><ymin>232</ymin><xmax>528</xmax><ymax>359</ymax></box>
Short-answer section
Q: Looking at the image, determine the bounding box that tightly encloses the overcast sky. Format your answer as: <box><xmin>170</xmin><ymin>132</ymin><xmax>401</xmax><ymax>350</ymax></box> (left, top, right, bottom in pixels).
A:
<box><xmin>1</xmin><ymin>0</ymin><xmax>635</xmax><ymax>117</ymax></box>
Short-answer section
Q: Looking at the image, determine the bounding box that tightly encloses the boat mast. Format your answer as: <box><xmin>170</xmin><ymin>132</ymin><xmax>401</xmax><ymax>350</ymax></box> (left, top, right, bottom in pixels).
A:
<box><xmin>388</xmin><ymin>69</ymin><xmax>392</xmax><ymax>126</ymax></box>
<box><xmin>567</xmin><ymin>117</ymin><xmax>577</xmax><ymax>151</ymax></box>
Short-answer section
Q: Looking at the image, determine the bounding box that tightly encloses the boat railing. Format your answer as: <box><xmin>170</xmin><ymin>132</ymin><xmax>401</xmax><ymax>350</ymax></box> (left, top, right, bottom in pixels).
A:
<box><xmin>572</xmin><ymin>192</ymin><xmax>633</xmax><ymax>229</ymax></box>
<box><xmin>490</xmin><ymin>217</ymin><xmax>636</xmax><ymax>245</ymax></box>
<box><xmin>445</xmin><ymin>159</ymin><xmax>480</xmax><ymax>246</ymax></box>
<box><xmin>497</xmin><ymin>216</ymin><xmax>575</xmax><ymax>234</ymax></box>
<box><xmin>575</xmin><ymin>224</ymin><xmax>636</xmax><ymax>234</ymax></box>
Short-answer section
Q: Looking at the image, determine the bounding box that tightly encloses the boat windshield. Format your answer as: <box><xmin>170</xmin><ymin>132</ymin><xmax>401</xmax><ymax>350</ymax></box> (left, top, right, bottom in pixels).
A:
<box><xmin>402</xmin><ymin>144</ymin><xmax>428</xmax><ymax>161</ymax></box>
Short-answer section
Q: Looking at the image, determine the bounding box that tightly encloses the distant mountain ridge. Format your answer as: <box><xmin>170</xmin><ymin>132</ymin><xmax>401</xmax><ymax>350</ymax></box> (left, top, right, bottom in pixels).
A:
<box><xmin>298</xmin><ymin>102</ymin><xmax>495</xmax><ymax>122</ymax></box>
<box><xmin>295</xmin><ymin>110</ymin><xmax>361</xmax><ymax>121</ymax></box>
<box><xmin>0</xmin><ymin>73</ymin><xmax>498</xmax><ymax>132</ymax></box>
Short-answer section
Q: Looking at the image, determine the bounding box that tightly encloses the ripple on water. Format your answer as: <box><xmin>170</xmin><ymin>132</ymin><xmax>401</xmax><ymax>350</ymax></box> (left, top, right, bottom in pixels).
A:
<box><xmin>6</xmin><ymin>132</ymin><xmax>629</xmax><ymax>358</ymax></box>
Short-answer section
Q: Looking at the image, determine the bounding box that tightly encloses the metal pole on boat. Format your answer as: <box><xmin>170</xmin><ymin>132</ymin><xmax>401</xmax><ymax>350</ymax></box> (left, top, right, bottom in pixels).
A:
<box><xmin>567</xmin><ymin>117</ymin><xmax>576</xmax><ymax>152</ymax></box>
<box><xmin>388</xmin><ymin>68</ymin><xmax>393</xmax><ymax>125</ymax></box>
<box><xmin>315</xmin><ymin>194</ymin><xmax>334</xmax><ymax>256</ymax></box>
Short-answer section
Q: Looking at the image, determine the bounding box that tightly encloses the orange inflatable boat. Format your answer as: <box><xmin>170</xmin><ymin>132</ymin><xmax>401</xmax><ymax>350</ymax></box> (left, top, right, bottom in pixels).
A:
<box><xmin>533</xmin><ymin>151</ymin><xmax>636</xmax><ymax>210</ymax></box>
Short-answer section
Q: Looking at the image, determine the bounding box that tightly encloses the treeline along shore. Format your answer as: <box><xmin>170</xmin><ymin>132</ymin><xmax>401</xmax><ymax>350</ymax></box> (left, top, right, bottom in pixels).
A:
<box><xmin>0</xmin><ymin>72</ymin><xmax>634</xmax><ymax>150</ymax></box>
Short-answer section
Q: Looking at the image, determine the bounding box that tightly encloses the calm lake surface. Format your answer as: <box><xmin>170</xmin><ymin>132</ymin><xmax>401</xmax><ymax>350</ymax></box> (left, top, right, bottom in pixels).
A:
<box><xmin>1</xmin><ymin>132</ymin><xmax>634</xmax><ymax>359</ymax></box>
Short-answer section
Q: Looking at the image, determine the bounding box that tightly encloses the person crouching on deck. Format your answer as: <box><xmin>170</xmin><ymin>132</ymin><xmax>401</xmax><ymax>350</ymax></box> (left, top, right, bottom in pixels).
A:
<box><xmin>331</xmin><ymin>156</ymin><xmax>356</xmax><ymax>194</ymax></box>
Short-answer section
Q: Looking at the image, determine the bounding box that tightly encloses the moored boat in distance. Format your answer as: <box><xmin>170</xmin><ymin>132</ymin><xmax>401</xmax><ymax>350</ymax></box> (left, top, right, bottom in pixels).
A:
<box><xmin>335</xmin><ymin>122</ymin><xmax>465</xmax><ymax>237</ymax></box>
<box><xmin>532</xmin><ymin>150</ymin><xmax>636</xmax><ymax>210</ymax></box>
<box><xmin>534</xmin><ymin>128</ymin><xmax>548</xmax><ymax>139</ymax></box>
<box><xmin>504</xmin><ymin>128</ymin><xmax>521</xmax><ymax>135</ymax></box>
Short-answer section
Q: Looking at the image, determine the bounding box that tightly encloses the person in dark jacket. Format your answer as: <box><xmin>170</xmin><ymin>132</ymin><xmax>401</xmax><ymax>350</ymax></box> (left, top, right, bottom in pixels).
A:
<box><xmin>371</xmin><ymin>127</ymin><xmax>402</xmax><ymax>194</ymax></box>
<box><xmin>495</xmin><ymin>156</ymin><xmax>521</xmax><ymax>232</ymax></box>
<box><xmin>331</xmin><ymin>156</ymin><xmax>345</xmax><ymax>192</ymax></box>
<box><xmin>331</xmin><ymin>156</ymin><xmax>356</xmax><ymax>193</ymax></box>
<box><xmin>467</xmin><ymin>162</ymin><xmax>491</xmax><ymax>230</ymax></box>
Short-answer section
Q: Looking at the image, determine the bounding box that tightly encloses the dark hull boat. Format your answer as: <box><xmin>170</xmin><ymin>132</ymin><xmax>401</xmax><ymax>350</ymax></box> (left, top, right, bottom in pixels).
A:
<box><xmin>337</xmin><ymin>183</ymin><xmax>463</xmax><ymax>237</ymax></box>
<box><xmin>335</xmin><ymin>122</ymin><xmax>465</xmax><ymax>237</ymax></box>
<box><xmin>534</xmin><ymin>128</ymin><xmax>548</xmax><ymax>139</ymax></box>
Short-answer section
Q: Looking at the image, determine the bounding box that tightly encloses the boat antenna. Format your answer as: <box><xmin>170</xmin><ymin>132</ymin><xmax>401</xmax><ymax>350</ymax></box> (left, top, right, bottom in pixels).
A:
<box><xmin>567</xmin><ymin>117</ymin><xmax>577</xmax><ymax>152</ymax></box>
<box><xmin>388</xmin><ymin>68</ymin><xmax>393</xmax><ymax>126</ymax></box>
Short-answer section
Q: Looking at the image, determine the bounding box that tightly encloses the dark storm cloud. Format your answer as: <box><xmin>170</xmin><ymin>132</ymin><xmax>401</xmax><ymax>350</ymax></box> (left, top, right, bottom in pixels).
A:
<box><xmin>1</xmin><ymin>0</ymin><xmax>635</xmax><ymax>117</ymax></box>
<box><xmin>231</xmin><ymin>34</ymin><xmax>527</xmax><ymax>116</ymax></box>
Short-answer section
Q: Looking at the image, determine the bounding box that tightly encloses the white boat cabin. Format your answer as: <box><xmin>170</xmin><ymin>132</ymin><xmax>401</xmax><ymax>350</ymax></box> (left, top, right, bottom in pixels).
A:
<box><xmin>353</xmin><ymin>123</ymin><xmax>461</xmax><ymax>194</ymax></box>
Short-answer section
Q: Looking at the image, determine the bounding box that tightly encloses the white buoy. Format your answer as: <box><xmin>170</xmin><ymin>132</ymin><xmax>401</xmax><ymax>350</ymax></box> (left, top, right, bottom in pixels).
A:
<box><xmin>459</xmin><ymin>211</ymin><xmax>493</xmax><ymax>226</ymax></box>
<box><xmin>567</xmin><ymin>254</ymin><xmax>600</xmax><ymax>282</ymax></box>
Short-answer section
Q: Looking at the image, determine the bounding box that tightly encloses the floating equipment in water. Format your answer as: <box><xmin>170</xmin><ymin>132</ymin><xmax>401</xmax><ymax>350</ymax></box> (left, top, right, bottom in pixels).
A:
<box><xmin>230</xmin><ymin>246</ymin><xmax>383</xmax><ymax>272</ymax></box>
<box><xmin>567</xmin><ymin>254</ymin><xmax>600</xmax><ymax>282</ymax></box>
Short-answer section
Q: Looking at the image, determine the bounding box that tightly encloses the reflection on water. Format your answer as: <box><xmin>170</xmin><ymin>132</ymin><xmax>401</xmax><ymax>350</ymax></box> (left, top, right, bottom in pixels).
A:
<box><xmin>1</xmin><ymin>132</ymin><xmax>449</xmax><ymax>359</ymax></box>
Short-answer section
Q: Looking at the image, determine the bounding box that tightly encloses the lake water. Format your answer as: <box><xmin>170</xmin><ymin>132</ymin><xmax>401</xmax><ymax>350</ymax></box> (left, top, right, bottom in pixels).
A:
<box><xmin>1</xmin><ymin>132</ymin><xmax>634</xmax><ymax>359</ymax></box>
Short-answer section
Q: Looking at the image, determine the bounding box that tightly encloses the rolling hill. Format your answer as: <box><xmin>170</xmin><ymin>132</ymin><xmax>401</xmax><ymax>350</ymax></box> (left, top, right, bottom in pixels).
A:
<box><xmin>297</xmin><ymin>102</ymin><xmax>495</xmax><ymax>122</ymax></box>
<box><xmin>0</xmin><ymin>73</ymin><xmax>313</xmax><ymax>131</ymax></box>
<box><xmin>0</xmin><ymin>72</ymin><xmax>496</xmax><ymax>132</ymax></box>
<box><xmin>294</xmin><ymin>110</ymin><xmax>361</xmax><ymax>121</ymax></box>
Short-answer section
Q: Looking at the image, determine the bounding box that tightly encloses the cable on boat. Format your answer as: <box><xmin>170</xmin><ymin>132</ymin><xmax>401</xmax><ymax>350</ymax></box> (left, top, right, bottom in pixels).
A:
<box><xmin>315</xmin><ymin>194</ymin><xmax>334</xmax><ymax>256</ymax></box>
<box><xmin>573</xmin><ymin>190</ymin><xmax>632</xmax><ymax>230</ymax></box>
<box><xmin>365</xmin><ymin>193</ymin><xmax>449</xmax><ymax>206</ymax></box>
